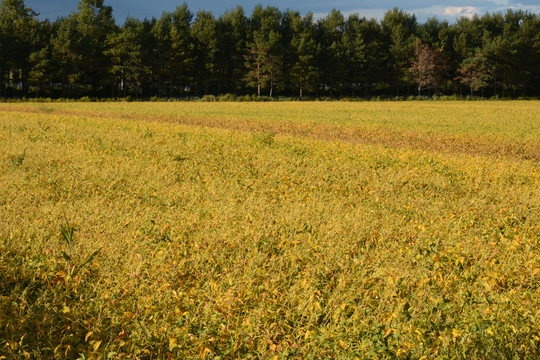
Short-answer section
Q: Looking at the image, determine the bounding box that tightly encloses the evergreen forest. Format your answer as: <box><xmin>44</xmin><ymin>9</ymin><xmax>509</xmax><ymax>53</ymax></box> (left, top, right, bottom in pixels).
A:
<box><xmin>1</xmin><ymin>0</ymin><xmax>540</xmax><ymax>99</ymax></box>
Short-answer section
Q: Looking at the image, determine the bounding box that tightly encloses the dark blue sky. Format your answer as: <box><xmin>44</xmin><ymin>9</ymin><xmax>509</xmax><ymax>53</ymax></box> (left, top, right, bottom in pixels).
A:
<box><xmin>26</xmin><ymin>0</ymin><xmax>540</xmax><ymax>23</ymax></box>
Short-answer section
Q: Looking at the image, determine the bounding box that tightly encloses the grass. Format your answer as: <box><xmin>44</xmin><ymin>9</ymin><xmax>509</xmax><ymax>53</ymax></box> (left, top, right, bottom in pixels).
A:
<box><xmin>0</xmin><ymin>101</ymin><xmax>539</xmax><ymax>359</ymax></box>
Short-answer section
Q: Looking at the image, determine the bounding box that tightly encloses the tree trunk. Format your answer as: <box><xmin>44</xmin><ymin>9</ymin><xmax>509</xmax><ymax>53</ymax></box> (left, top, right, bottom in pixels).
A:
<box><xmin>299</xmin><ymin>86</ymin><xmax>302</xmax><ymax>99</ymax></box>
<box><xmin>22</xmin><ymin>68</ymin><xmax>27</xmax><ymax>96</ymax></box>
<box><xmin>502</xmin><ymin>70</ymin><xmax>506</xmax><ymax>97</ymax></box>
<box><xmin>257</xmin><ymin>62</ymin><xmax>261</xmax><ymax>96</ymax></box>
<box><xmin>122</xmin><ymin>69</ymin><xmax>126</xmax><ymax>97</ymax></box>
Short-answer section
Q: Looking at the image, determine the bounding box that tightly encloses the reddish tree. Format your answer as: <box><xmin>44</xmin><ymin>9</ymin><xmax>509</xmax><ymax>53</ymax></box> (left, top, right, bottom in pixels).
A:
<box><xmin>409</xmin><ymin>39</ymin><xmax>436</xmax><ymax>95</ymax></box>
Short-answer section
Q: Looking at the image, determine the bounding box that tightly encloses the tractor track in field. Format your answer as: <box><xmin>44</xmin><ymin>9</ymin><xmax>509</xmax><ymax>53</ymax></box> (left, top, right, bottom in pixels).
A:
<box><xmin>1</xmin><ymin>105</ymin><xmax>539</xmax><ymax>162</ymax></box>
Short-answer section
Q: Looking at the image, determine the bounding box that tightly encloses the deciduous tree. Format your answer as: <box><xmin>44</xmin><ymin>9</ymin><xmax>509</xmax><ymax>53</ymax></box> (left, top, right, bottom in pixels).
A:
<box><xmin>410</xmin><ymin>39</ymin><xmax>436</xmax><ymax>95</ymax></box>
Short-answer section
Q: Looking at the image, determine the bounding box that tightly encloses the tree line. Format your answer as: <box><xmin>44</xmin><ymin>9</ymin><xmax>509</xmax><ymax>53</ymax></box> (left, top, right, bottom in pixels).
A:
<box><xmin>1</xmin><ymin>0</ymin><xmax>540</xmax><ymax>99</ymax></box>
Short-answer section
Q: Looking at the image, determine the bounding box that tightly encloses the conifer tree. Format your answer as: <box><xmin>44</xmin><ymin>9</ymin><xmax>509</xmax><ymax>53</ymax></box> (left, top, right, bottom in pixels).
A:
<box><xmin>0</xmin><ymin>0</ymin><xmax>38</xmax><ymax>96</ymax></box>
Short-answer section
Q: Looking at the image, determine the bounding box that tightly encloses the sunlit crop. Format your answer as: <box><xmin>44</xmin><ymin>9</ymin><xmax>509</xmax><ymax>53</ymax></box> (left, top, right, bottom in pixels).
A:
<box><xmin>1</xmin><ymin>101</ymin><xmax>539</xmax><ymax>359</ymax></box>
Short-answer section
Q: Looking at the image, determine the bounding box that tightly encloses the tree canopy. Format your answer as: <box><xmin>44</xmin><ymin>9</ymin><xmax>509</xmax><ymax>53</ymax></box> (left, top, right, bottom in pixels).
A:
<box><xmin>1</xmin><ymin>0</ymin><xmax>540</xmax><ymax>99</ymax></box>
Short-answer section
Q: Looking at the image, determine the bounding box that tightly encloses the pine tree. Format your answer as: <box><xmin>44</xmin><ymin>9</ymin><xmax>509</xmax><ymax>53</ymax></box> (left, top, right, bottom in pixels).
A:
<box><xmin>0</xmin><ymin>0</ymin><xmax>38</xmax><ymax>96</ymax></box>
<box><xmin>317</xmin><ymin>9</ymin><xmax>346</xmax><ymax>96</ymax></box>
<box><xmin>192</xmin><ymin>10</ymin><xmax>217</xmax><ymax>95</ymax></box>
<box><xmin>381</xmin><ymin>8</ymin><xmax>417</xmax><ymax>96</ymax></box>
<box><xmin>107</xmin><ymin>16</ymin><xmax>149</xmax><ymax>97</ymax></box>
<box><xmin>51</xmin><ymin>0</ymin><xmax>116</xmax><ymax>96</ymax></box>
<box><xmin>215</xmin><ymin>6</ymin><xmax>246</xmax><ymax>95</ymax></box>
<box><xmin>169</xmin><ymin>3</ymin><xmax>194</xmax><ymax>96</ymax></box>
<box><xmin>287</xmin><ymin>11</ymin><xmax>318</xmax><ymax>98</ymax></box>
<box><xmin>244</xmin><ymin>5</ymin><xmax>282</xmax><ymax>97</ymax></box>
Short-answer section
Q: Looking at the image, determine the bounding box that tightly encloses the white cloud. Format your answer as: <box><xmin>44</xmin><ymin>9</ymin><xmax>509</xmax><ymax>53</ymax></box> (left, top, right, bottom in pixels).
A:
<box><xmin>444</xmin><ymin>6</ymin><xmax>480</xmax><ymax>18</ymax></box>
<box><xmin>408</xmin><ymin>5</ymin><xmax>481</xmax><ymax>20</ymax></box>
